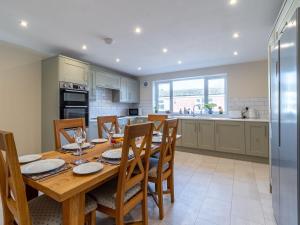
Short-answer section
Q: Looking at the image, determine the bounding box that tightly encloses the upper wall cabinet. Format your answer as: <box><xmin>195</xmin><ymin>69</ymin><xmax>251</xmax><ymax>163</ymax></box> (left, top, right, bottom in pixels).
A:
<box><xmin>58</xmin><ymin>56</ymin><xmax>89</xmax><ymax>85</ymax></box>
<box><xmin>113</xmin><ymin>77</ymin><xmax>139</xmax><ymax>103</ymax></box>
<box><xmin>94</xmin><ymin>69</ymin><xmax>121</xmax><ymax>90</ymax></box>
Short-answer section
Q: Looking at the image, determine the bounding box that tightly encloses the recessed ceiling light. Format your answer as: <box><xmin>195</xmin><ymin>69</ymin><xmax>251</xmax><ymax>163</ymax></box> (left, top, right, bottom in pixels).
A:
<box><xmin>135</xmin><ymin>27</ymin><xmax>142</xmax><ymax>34</ymax></box>
<box><xmin>229</xmin><ymin>0</ymin><xmax>237</xmax><ymax>5</ymax></box>
<box><xmin>162</xmin><ymin>48</ymin><xmax>168</xmax><ymax>53</ymax></box>
<box><xmin>116</xmin><ymin>58</ymin><xmax>120</xmax><ymax>63</ymax></box>
<box><xmin>19</xmin><ymin>20</ymin><xmax>28</xmax><ymax>28</ymax></box>
<box><xmin>233</xmin><ymin>51</ymin><xmax>238</xmax><ymax>56</ymax></box>
<box><xmin>177</xmin><ymin>60</ymin><xmax>182</xmax><ymax>65</ymax></box>
<box><xmin>137</xmin><ymin>67</ymin><xmax>142</xmax><ymax>71</ymax></box>
<box><xmin>233</xmin><ymin>32</ymin><xmax>240</xmax><ymax>39</ymax></box>
<box><xmin>82</xmin><ymin>45</ymin><xmax>87</xmax><ymax>50</ymax></box>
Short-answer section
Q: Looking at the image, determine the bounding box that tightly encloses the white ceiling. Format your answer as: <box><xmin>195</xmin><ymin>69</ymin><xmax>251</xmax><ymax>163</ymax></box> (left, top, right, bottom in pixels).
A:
<box><xmin>0</xmin><ymin>0</ymin><xmax>283</xmax><ymax>76</ymax></box>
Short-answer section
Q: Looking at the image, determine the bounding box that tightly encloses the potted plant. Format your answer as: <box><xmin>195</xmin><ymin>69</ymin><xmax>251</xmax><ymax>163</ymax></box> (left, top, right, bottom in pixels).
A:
<box><xmin>204</xmin><ymin>103</ymin><xmax>217</xmax><ymax>114</ymax></box>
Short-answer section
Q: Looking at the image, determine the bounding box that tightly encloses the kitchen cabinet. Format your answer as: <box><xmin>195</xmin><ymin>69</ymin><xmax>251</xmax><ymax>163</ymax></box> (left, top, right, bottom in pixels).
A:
<box><xmin>95</xmin><ymin>69</ymin><xmax>120</xmax><ymax>90</ymax></box>
<box><xmin>198</xmin><ymin>120</ymin><xmax>215</xmax><ymax>151</ymax></box>
<box><xmin>215</xmin><ymin>121</ymin><xmax>245</xmax><ymax>154</ymax></box>
<box><xmin>87</xmin><ymin>69</ymin><xmax>97</xmax><ymax>100</ymax></box>
<box><xmin>127</xmin><ymin>78</ymin><xmax>139</xmax><ymax>103</ymax></box>
<box><xmin>119</xmin><ymin>78</ymin><xmax>128</xmax><ymax>102</ymax></box>
<box><xmin>113</xmin><ymin>77</ymin><xmax>139</xmax><ymax>103</ymax></box>
<box><xmin>181</xmin><ymin>120</ymin><xmax>198</xmax><ymax>148</ymax></box>
<box><xmin>176</xmin><ymin>120</ymin><xmax>182</xmax><ymax>147</ymax></box>
<box><xmin>245</xmin><ymin>122</ymin><xmax>269</xmax><ymax>157</ymax></box>
<box><xmin>58</xmin><ymin>56</ymin><xmax>89</xmax><ymax>85</ymax></box>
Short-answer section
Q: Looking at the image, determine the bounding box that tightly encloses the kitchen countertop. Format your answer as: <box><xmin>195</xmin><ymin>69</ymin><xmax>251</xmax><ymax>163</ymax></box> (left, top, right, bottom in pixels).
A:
<box><xmin>90</xmin><ymin>115</ymin><xmax>269</xmax><ymax>123</ymax></box>
<box><xmin>170</xmin><ymin>116</ymin><xmax>269</xmax><ymax>122</ymax></box>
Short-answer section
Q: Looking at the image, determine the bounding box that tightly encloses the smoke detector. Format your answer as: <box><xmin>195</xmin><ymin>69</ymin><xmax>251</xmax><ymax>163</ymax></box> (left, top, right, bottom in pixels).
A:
<box><xmin>103</xmin><ymin>37</ymin><xmax>114</xmax><ymax>45</ymax></box>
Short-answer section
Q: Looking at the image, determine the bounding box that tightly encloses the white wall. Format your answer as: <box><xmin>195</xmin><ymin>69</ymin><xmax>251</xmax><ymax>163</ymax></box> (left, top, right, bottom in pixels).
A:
<box><xmin>0</xmin><ymin>41</ymin><xmax>45</xmax><ymax>155</ymax></box>
<box><xmin>138</xmin><ymin>60</ymin><xmax>269</xmax><ymax>118</ymax></box>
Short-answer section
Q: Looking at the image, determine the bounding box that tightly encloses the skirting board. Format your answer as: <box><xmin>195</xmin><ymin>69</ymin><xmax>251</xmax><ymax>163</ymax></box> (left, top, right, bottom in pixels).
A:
<box><xmin>176</xmin><ymin>146</ymin><xmax>269</xmax><ymax>164</ymax></box>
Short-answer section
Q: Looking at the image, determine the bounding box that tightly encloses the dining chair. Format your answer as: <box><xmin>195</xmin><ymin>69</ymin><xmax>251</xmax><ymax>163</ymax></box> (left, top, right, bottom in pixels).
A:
<box><xmin>89</xmin><ymin>122</ymin><xmax>154</xmax><ymax>225</ymax></box>
<box><xmin>53</xmin><ymin>118</ymin><xmax>86</xmax><ymax>150</ymax></box>
<box><xmin>148</xmin><ymin>119</ymin><xmax>179</xmax><ymax>220</ymax></box>
<box><xmin>147</xmin><ymin>114</ymin><xmax>168</xmax><ymax>132</ymax></box>
<box><xmin>0</xmin><ymin>130</ymin><xmax>97</xmax><ymax>225</ymax></box>
<box><xmin>97</xmin><ymin>115</ymin><xmax>120</xmax><ymax>138</ymax></box>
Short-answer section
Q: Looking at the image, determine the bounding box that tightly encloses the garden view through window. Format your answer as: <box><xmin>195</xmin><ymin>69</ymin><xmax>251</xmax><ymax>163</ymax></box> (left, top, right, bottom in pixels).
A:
<box><xmin>155</xmin><ymin>75</ymin><xmax>227</xmax><ymax>114</ymax></box>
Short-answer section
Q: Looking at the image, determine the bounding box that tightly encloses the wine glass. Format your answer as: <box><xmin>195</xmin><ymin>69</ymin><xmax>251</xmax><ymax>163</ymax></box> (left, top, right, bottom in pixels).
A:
<box><xmin>73</xmin><ymin>128</ymin><xmax>86</xmax><ymax>165</ymax></box>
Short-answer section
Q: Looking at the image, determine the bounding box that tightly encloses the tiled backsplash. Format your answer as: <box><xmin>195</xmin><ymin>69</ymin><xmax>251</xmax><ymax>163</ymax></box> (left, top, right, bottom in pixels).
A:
<box><xmin>89</xmin><ymin>87</ymin><xmax>136</xmax><ymax>119</ymax></box>
<box><xmin>228</xmin><ymin>97</ymin><xmax>269</xmax><ymax>119</ymax></box>
<box><xmin>139</xmin><ymin>97</ymin><xmax>269</xmax><ymax>119</ymax></box>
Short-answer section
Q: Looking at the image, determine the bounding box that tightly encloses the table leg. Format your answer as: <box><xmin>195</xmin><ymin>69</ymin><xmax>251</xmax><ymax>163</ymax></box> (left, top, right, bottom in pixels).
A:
<box><xmin>25</xmin><ymin>184</ymin><xmax>38</xmax><ymax>201</ymax></box>
<box><xmin>62</xmin><ymin>192</ymin><xmax>85</xmax><ymax>225</ymax></box>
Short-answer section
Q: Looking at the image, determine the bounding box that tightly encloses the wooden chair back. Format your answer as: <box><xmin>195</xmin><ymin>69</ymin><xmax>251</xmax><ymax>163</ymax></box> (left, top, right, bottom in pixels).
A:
<box><xmin>97</xmin><ymin>116</ymin><xmax>120</xmax><ymax>138</ymax></box>
<box><xmin>158</xmin><ymin>119</ymin><xmax>178</xmax><ymax>177</ymax></box>
<box><xmin>147</xmin><ymin>114</ymin><xmax>168</xmax><ymax>131</ymax></box>
<box><xmin>0</xmin><ymin>130</ymin><xmax>31</xmax><ymax>225</ymax></box>
<box><xmin>53</xmin><ymin>118</ymin><xmax>86</xmax><ymax>149</ymax></box>
<box><xmin>116</xmin><ymin>122</ymin><xmax>154</xmax><ymax>213</ymax></box>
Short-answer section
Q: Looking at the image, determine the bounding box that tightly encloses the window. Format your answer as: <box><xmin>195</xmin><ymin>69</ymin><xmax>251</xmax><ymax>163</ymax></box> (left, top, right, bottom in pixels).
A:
<box><xmin>154</xmin><ymin>75</ymin><xmax>227</xmax><ymax>114</ymax></box>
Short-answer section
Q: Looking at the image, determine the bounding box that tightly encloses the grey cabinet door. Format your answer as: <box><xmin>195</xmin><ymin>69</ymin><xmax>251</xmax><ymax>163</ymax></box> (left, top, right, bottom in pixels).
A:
<box><xmin>120</xmin><ymin>78</ymin><xmax>128</xmax><ymax>102</ymax></box>
<box><xmin>58</xmin><ymin>57</ymin><xmax>88</xmax><ymax>84</ymax></box>
<box><xmin>127</xmin><ymin>78</ymin><xmax>139</xmax><ymax>103</ymax></box>
<box><xmin>198</xmin><ymin>120</ymin><xmax>215</xmax><ymax>151</ymax></box>
<box><xmin>245</xmin><ymin>122</ymin><xmax>269</xmax><ymax>157</ymax></box>
<box><xmin>95</xmin><ymin>69</ymin><xmax>120</xmax><ymax>90</ymax></box>
<box><xmin>215</xmin><ymin>121</ymin><xmax>245</xmax><ymax>154</ymax></box>
<box><xmin>176</xmin><ymin>120</ymin><xmax>183</xmax><ymax>147</ymax></box>
<box><xmin>87</xmin><ymin>69</ymin><xmax>97</xmax><ymax>100</ymax></box>
<box><xmin>181</xmin><ymin>120</ymin><xmax>198</xmax><ymax>148</ymax></box>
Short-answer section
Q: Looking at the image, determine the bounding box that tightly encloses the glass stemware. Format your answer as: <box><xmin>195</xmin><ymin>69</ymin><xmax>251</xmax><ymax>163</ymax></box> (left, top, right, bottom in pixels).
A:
<box><xmin>73</xmin><ymin>128</ymin><xmax>87</xmax><ymax>165</ymax></box>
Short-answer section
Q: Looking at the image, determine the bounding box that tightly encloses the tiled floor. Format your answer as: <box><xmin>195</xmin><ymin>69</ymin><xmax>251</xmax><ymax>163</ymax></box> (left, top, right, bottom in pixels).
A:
<box><xmin>0</xmin><ymin>151</ymin><xmax>276</xmax><ymax>225</ymax></box>
<box><xmin>96</xmin><ymin>151</ymin><xmax>277</xmax><ymax>225</ymax></box>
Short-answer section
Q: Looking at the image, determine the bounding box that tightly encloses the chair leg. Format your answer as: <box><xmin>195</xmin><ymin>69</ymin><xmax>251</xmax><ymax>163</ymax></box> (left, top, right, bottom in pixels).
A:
<box><xmin>168</xmin><ymin>174</ymin><xmax>175</xmax><ymax>203</ymax></box>
<box><xmin>85</xmin><ymin>210</ymin><xmax>96</xmax><ymax>225</ymax></box>
<box><xmin>115</xmin><ymin>212</ymin><xmax>124</xmax><ymax>225</ymax></box>
<box><xmin>157</xmin><ymin>180</ymin><xmax>164</xmax><ymax>220</ymax></box>
<box><xmin>142</xmin><ymin>195</ymin><xmax>148</xmax><ymax>225</ymax></box>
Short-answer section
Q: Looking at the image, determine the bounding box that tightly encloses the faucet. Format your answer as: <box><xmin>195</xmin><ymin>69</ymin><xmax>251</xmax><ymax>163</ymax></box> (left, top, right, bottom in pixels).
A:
<box><xmin>192</xmin><ymin>104</ymin><xmax>203</xmax><ymax>117</ymax></box>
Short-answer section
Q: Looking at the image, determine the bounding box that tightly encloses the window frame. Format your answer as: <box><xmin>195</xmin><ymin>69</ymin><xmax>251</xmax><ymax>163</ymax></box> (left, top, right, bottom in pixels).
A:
<box><xmin>154</xmin><ymin>74</ymin><xmax>228</xmax><ymax>114</ymax></box>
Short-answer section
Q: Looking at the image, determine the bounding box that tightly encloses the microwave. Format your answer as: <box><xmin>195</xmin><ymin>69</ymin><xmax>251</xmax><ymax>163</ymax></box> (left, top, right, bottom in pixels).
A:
<box><xmin>128</xmin><ymin>108</ymin><xmax>139</xmax><ymax>116</ymax></box>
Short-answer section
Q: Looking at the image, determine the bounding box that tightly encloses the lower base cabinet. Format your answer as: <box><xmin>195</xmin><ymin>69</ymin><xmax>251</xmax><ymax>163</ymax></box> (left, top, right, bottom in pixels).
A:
<box><xmin>178</xmin><ymin>119</ymin><xmax>269</xmax><ymax>158</ymax></box>
<box><xmin>176</xmin><ymin>120</ymin><xmax>183</xmax><ymax>147</ymax></box>
<box><xmin>198</xmin><ymin>120</ymin><xmax>215</xmax><ymax>151</ymax></box>
<box><xmin>215</xmin><ymin>121</ymin><xmax>246</xmax><ymax>154</ymax></box>
<box><xmin>181</xmin><ymin>120</ymin><xmax>198</xmax><ymax>148</ymax></box>
<box><xmin>245</xmin><ymin>122</ymin><xmax>269</xmax><ymax>157</ymax></box>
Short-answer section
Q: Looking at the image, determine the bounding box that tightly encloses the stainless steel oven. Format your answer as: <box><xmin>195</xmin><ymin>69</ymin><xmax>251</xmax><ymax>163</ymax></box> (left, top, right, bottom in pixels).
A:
<box><xmin>59</xmin><ymin>82</ymin><xmax>89</xmax><ymax>126</ymax></box>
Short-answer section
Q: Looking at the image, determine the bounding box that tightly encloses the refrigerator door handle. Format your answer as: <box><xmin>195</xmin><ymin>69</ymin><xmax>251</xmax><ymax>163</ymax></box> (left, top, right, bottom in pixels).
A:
<box><xmin>278</xmin><ymin>45</ymin><xmax>281</xmax><ymax>147</ymax></box>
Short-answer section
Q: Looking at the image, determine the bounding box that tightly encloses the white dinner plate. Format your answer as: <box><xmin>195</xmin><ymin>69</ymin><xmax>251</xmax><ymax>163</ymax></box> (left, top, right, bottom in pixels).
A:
<box><xmin>91</xmin><ymin>138</ymin><xmax>108</xmax><ymax>144</ymax></box>
<box><xmin>102</xmin><ymin>148</ymin><xmax>134</xmax><ymax>160</ymax></box>
<box><xmin>152</xmin><ymin>136</ymin><xmax>162</xmax><ymax>143</ymax></box>
<box><xmin>21</xmin><ymin>159</ymin><xmax>65</xmax><ymax>175</ymax></box>
<box><xmin>153</xmin><ymin>131</ymin><xmax>162</xmax><ymax>136</ymax></box>
<box><xmin>73</xmin><ymin>162</ymin><xmax>104</xmax><ymax>175</ymax></box>
<box><xmin>19</xmin><ymin>154</ymin><xmax>42</xmax><ymax>164</ymax></box>
<box><xmin>62</xmin><ymin>142</ymin><xmax>91</xmax><ymax>150</ymax></box>
<box><xmin>112</xmin><ymin>133</ymin><xmax>124</xmax><ymax>139</ymax></box>
<box><xmin>136</xmin><ymin>143</ymin><xmax>157</xmax><ymax>149</ymax></box>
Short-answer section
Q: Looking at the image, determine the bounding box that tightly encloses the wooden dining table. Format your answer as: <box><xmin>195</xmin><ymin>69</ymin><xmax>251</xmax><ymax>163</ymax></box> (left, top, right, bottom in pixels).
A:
<box><xmin>23</xmin><ymin>142</ymin><xmax>160</xmax><ymax>225</ymax></box>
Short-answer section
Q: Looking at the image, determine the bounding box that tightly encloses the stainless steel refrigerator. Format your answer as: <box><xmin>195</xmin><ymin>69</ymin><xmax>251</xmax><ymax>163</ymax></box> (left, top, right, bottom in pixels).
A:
<box><xmin>270</xmin><ymin>8</ymin><xmax>300</xmax><ymax>225</ymax></box>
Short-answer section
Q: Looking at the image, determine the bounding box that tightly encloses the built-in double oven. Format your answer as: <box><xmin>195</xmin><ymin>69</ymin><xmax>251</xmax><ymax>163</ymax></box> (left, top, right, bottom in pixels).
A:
<box><xmin>59</xmin><ymin>82</ymin><xmax>89</xmax><ymax>126</ymax></box>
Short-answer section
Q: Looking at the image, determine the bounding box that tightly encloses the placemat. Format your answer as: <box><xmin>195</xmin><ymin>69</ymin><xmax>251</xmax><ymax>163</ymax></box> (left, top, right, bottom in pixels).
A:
<box><xmin>24</xmin><ymin>164</ymin><xmax>72</xmax><ymax>181</ymax></box>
